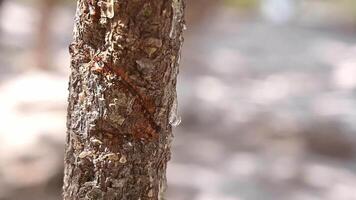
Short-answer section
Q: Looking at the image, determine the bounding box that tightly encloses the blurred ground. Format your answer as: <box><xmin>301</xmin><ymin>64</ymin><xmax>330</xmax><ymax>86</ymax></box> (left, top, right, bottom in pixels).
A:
<box><xmin>1</xmin><ymin>0</ymin><xmax>356</xmax><ymax>200</ymax></box>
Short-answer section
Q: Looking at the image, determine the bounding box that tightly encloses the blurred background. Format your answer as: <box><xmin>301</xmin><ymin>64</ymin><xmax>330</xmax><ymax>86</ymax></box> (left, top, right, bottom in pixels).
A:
<box><xmin>1</xmin><ymin>0</ymin><xmax>356</xmax><ymax>199</ymax></box>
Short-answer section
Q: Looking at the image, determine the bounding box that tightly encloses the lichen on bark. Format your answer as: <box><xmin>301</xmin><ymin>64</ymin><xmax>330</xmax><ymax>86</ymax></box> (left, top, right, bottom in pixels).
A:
<box><xmin>63</xmin><ymin>0</ymin><xmax>185</xmax><ymax>199</ymax></box>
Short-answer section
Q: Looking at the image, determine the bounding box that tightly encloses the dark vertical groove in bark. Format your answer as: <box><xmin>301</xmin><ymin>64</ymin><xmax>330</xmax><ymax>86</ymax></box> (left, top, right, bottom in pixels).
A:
<box><xmin>63</xmin><ymin>0</ymin><xmax>185</xmax><ymax>199</ymax></box>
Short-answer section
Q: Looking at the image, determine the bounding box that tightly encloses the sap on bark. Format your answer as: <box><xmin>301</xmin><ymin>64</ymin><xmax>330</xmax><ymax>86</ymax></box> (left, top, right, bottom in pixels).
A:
<box><xmin>78</xmin><ymin>150</ymin><xmax>94</xmax><ymax>159</ymax></box>
<box><xmin>119</xmin><ymin>155</ymin><xmax>127</xmax><ymax>163</ymax></box>
<box><xmin>169</xmin><ymin>97</ymin><xmax>181</xmax><ymax>127</ymax></box>
<box><xmin>143</xmin><ymin>38</ymin><xmax>163</xmax><ymax>57</ymax></box>
<box><xmin>98</xmin><ymin>0</ymin><xmax>115</xmax><ymax>19</ymax></box>
<box><xmin>136</xmin><ymin>59</ymin><xmax>155</xmax><ymax>73</ymax></box>
<box><xmin>170</xmin><ymin>0</ymin><xmax>184</xmax><ymax>38</ymax></box>
<box><xmin>107</xmin><ymin>94</ymin><xmax>134</xmax><ymax>126</ymax></box>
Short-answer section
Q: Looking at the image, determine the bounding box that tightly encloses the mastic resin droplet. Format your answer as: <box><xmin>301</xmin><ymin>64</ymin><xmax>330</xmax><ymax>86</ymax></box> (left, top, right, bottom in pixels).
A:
<box><xmin>169</xmin><ymin>115</ymin><xmax>181</xmax><ymax>127</ymax></box>
<box><xmin>169</xmin><ymin>97</ymin><xmax>181</xmax><ymax>127</ymax></box>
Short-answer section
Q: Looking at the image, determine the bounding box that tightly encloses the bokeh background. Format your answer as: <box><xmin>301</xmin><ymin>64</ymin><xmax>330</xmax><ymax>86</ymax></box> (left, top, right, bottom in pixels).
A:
<box><xmin>1</xmin><ymin>0</ymin><xmax>356</xmax><ymax>199</ymax></box>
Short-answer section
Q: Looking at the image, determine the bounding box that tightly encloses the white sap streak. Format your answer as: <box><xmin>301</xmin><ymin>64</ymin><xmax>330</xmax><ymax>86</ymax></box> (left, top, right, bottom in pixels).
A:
<box><xmin>72</xmin><ymin>1</ymin><xmax>81</xmax><ymax>39</ymax></box>
<box><xmin>169</xmin><ymin>0</ymin><xmax>183</xmax><ymax>39</ymax></box>
<box><xmin>106</xmin><ymin>0</ymin><xmax>115</xmax><ymax>19</ymax></box>
<box><xmin>169</xmin><ymin>95</ymin><xmax>181</xmax><ymax>127</ymax></box>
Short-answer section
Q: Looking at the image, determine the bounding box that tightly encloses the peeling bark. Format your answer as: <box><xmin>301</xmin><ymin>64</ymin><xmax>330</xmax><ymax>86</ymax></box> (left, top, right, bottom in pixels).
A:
<box><xmin>63</xmin><ymin>0</ymin><xmax>185</xmax><ymax>199</ymax></box>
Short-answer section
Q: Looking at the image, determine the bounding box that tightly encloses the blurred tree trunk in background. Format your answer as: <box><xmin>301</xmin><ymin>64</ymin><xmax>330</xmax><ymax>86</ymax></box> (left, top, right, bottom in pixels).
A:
<box><xmin>186</xmin><ymin>0</ymin><xmax>219</xmax><ymax>25</ymax></box>
<box><xmin>63</xmin><ymin>0</ymin><xmax>184</xmax><ymax>199</ymax></box>
<box><xmin>35</xmin><ymin>0</ymin><xmax>57</xmax><ymax>70</ymax></box>
<box><xmin>0</xmin><ymin>0</ymin><xmax>3</xmax><ymax>22</ymax></box>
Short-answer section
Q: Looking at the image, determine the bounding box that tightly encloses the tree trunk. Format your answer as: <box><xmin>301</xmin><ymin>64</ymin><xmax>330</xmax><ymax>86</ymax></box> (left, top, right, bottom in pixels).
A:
<box><xmin>36</xmin><ymin>0</ymin><xmax>57</xmax><ymax>70</ymax></box>
<box><xmin>63</xmin><ymin>0</ymin><xmax>185</xmax><ymax>199</ymax></box>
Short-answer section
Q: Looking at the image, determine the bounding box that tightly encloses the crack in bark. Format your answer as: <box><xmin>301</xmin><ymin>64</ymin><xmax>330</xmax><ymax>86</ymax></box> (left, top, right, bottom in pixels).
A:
<box><xmin>107</xmin><ymin>65</ymin><xmax>161</xmax><ymax>138</ymax></box>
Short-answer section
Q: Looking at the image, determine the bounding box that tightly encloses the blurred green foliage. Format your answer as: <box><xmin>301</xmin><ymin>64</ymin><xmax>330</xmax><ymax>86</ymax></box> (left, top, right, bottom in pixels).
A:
<box><xmin>223</xmin><ymin>0</ymin><xmax>259</xmax><ymax>10</ymax></box>
<box><xmin>341</xmin><ymin>0</ymin><xmax>356</xmax><ymax>16</ymax></box>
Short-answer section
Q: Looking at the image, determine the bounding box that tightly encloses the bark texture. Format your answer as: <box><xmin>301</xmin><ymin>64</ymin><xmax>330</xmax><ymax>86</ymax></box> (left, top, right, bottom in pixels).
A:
<box><xmin>63</xmin><ymin>0</ymin><xmax>185</xmax><ymax>199</ymax></box>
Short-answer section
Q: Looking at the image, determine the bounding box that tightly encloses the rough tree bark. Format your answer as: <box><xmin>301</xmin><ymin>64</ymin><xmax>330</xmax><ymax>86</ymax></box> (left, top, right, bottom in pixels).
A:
<box><xmin>63</xmin><ymin>0</ymin><xmax>185</xmax><ymax>199</ymax></box>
